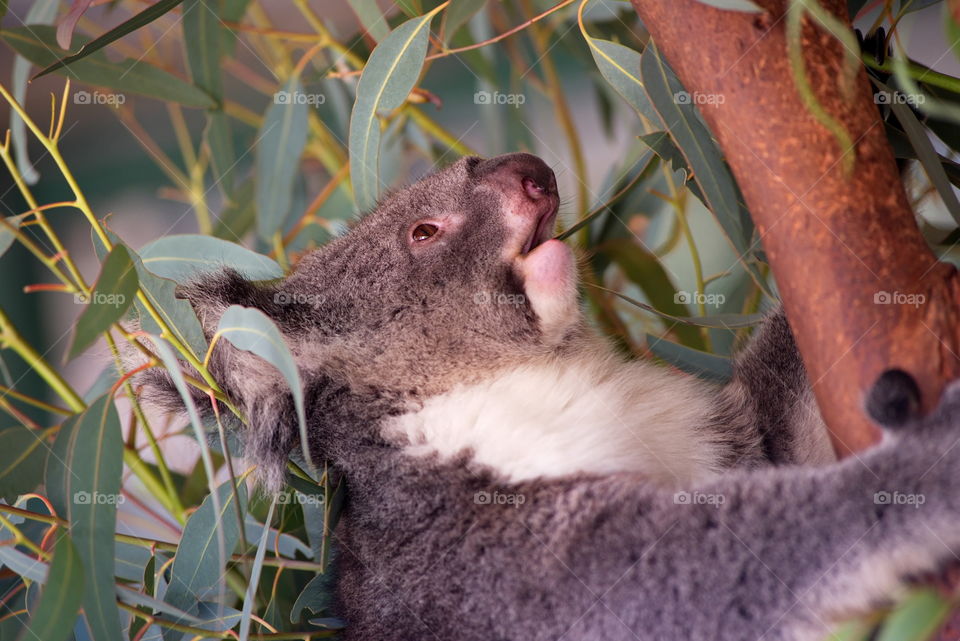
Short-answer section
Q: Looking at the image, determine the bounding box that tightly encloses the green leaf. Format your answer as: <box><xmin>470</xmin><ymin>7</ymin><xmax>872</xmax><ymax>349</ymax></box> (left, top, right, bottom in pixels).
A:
<box><xmin>164</xmin><ymin>478</ymin><xmax>248</xmax><ymax>625</ymax></box>
<box><xmin>183</xmin><ymin>0</ymin><xmax>237</xmax><ymax>192</ymax></box>
<box><xmin>348</xmin><ymin>0</ymin><xmax>390</xmax><ymax>42</ymax></box>
<box><xmin>645</xmin><ymin>333</ymin><xmax>733</xmax><ymax>383</ymax></box>
<box><xmin>640</xmin><ymin>44</ymin><xmax>753</xmax><ymax>253</ymax></box>
<box><xmin>601</xmin><ymin>238</ymin><xmax>707</xmax><ymax>350</ymax></box>
<box><xmin>22</xmin><ymin>536</ymin><xmax>84</xmax><ymax>641</ymax></box>
<box><xmin>46</xmin><ymin>395</ymin><xmax>124</xmax><ymax>641</ymax></box>
<box><xmin>583</xmin><ymin>37</ymin><xmax>658</xmax><ymax>123</ymax></box>
<box><xmin>1</xmin><ymin>26</ymin><xmax>214</xmax><ymax>108</ymax></box>
<box><xmin>442</xmin><ymin>0</ymin><xmax>486</xmax><ymax>45</ymax></box>
<box><xmin>114</xmin><ymin>540</ymin><xmax>153</xmax><ymax>582</ymax></box>
<box><xmin>256</xmin><ymin>76</ymin><xmax>309</xmax><ymax>240</ymax></box>
<box><xmin>291</xmin><ymin>574</ymin><xmax>331</xmax><ymax>623</ymax></box>
<box><xmin>879</xmin><ymin>78</ymin><xmax>960</xmax><ymax>226</ymax></box>
<box><xmin>215</xmin><ymin>306</ymin><xmax>310</xmax><ymax>467</ymax></box>
<box><xmin>694</xmin><ymin>0</ymin><xmax>763</xmax><ymax>11</ymax></box>
<box><xmin>183</xmin><ymin>0</ymin><xmax>224</xmax><ymax>103</ymax></box>
<box><xmin>876</xmin><ymin>588</ymin><xmax>951</xmax><ymax>641</ymax></box>
<box><xmin>68</xmin><ymin>244</ymin><xmax>138</xmax><ymax>359</ymax></box>
<box><xmin>0</xmin><ymin>425</ymin><xmax>49</xmax><ymax>501</ymax></box>
<box><xmin>638</xmin><ymin>131</ymin><xmax>706</xmax><ymax>202</ymax></box>
<box><xmin>238</xmin><ymin>495</ymin><xmax>276</xmax><ymax>641</ymax></box>
<box><xmin>94</xmin><ymin>236</ymin><xmax>209</xmax><ymax>361</ymax></box>
<box><xmin>205</xmin><ymin>112</ymin><xmax>237</xmax><ymax>194</ymax></box>
<box><xmin>349</xmin><ymin>12</ymin><xmax>435</xmax><ymax>212</ymax></box>
<box><xmin>32</xmin><ymin>0</ymin><xmax>186</xmax><ymax>78</ymax></box>
<box><xmin>138</xmin><ymin>234</ymin><xmax>283</xmax><ymax>282</ymax></box>
<box><xmin>214</xmin><ymin>182</ymin><xmax>257</xmax><ymax>241</ymax></box>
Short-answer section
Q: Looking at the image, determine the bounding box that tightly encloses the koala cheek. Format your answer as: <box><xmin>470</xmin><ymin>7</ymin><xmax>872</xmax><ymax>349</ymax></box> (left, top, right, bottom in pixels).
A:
<box><xmin>515</xmin><ymin>239</ymin><xmax>579</xmax><ymax>344</ymax></box>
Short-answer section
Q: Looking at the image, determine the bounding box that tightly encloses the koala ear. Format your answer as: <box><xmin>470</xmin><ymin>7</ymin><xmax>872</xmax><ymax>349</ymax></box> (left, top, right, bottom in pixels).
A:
<box><xmin>865</xmin><ymin>369</ymin><xmax>922</xmax><ymax>429</ymax></box>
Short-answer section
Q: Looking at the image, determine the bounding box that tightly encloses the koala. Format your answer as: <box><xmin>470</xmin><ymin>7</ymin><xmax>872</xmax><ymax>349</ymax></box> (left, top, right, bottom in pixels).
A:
<box><xmin>137</xmin><ymin>153</ymin><xmax>960</xmax><ymax>641</ymax></box>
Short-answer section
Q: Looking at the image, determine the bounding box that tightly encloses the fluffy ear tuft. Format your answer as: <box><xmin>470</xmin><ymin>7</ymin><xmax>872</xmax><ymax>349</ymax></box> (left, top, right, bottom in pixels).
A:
<box><xmin>865</xmin><ymin>369</ymin><xmax>922</xmax><ymax>429</ymax></box>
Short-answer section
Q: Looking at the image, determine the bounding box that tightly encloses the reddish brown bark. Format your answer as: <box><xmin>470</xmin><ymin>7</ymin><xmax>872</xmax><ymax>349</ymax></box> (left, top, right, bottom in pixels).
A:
<box><xmin>630</xmin><ymin>0</ymin><xmax>960</xmax><ymax>456</ymax></box>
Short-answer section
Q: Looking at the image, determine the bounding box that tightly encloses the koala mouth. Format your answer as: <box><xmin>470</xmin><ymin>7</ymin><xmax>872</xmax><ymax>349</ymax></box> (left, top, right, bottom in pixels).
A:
<box><xmin>521</xmin><ymin>204</ymin><xmax>559</xmax><ymax>256</ymax></box>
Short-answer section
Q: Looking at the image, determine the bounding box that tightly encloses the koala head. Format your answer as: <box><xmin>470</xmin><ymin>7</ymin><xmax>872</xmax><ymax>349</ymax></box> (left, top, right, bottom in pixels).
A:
<box><xmin>147</xmin><ymin>153</ymin><xmax>584</xmax><ymax>487</ymax></box>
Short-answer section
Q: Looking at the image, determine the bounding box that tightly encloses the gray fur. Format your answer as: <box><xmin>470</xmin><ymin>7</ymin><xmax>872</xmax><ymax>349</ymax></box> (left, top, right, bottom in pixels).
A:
<box><xmin>136</xmin><ymin>153</ymin><xmax>960</xmax><ymax>640</ymax></box>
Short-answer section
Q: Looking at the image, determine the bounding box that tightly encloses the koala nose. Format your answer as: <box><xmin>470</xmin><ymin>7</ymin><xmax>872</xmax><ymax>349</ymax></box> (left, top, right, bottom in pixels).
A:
<box><xmin>475</xmin><ymin>153</ymin><xmax>558</xmax><ymax>202</ymax></box>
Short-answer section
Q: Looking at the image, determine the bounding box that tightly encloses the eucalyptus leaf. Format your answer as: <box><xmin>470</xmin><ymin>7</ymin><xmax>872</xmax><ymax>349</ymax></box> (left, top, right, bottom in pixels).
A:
<box><xmin>68</xmin><ymin>244</ymin><xmax>138</xmax><ymax>359</ymax></box>
<box><xmin>290</xmin><ymin>574</ymin><xmax>331</xmax><ymax>623</ymax></box>
<box><xmin>583</xmin><ymin>37</ymin><xmax>658</xmax><ymax>123</ymax></box>
<box><xmin>645</xmin><ymin>333</ymin><xmax>733</xmax><ymax>383</ymax></box>
<box><xmin>2</xmin><ymin>26</ymin><xmax>214</xmax><ymax>108</ymax></box>
<box><xmin>0</xmin><ymin>425</ymin><xmax>49</xmax><ymax>501</ymax></box>
<box><xmin>164</xmin><ymin>478</ymin><xmax>248</xmax><ymax>627</ymax></box>
<box><xmin>875</xmin><ymin>588</ymin><xmax>951</xmax><ymax>641</ymax></box>
<box><xmin>22</xmin><ymin>536</ymin><xmax>84</xmax><ymax>641</ymax></box>
<box><xmin>238</xmin><ymin>496</ymin><xmax>276</xmax><ymax>641</ymax></box>
<box><xmin>350</xmin><ymin>12</ymin><xmax>435</xmax><ymax>212</ymax></box>
<box><xmin>46</xmin><ymin>395</ymin><xmax>124</xmax><ymax>641</ymax></box>
<box><xmin>256</xmin><ymin>76</ymin><xmax>309</xmax><ymax>240</ymax></box>
<box><xmin>348</xmin><ymin>0</ymin><xmax>390</xmax><ymax>42</ymax></box>
<box><xmin>138</xmin><ymin>234</ymin><xmax>283</xmax><ymax>282</ymax></box>
<box><xmin>33</xmin><ymin>0</ymin><xmax>186</xmax><ymax>78</ymax></box>
<box><xmin>443</xmin><ymin>0</ymin><xmax>487</xmax><ymax>45</ymax></box>
<box><xmin>215</xmin><ymin>305</ymin><xmax>310</xmax><ymax>467</ymax></box>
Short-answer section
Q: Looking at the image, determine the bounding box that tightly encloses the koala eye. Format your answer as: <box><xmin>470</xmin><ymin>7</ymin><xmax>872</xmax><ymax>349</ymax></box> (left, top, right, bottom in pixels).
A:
<box><xmin>412</xmin><ymin>223</ymin><xmax>439</xmax><ymax>242</ymax></box>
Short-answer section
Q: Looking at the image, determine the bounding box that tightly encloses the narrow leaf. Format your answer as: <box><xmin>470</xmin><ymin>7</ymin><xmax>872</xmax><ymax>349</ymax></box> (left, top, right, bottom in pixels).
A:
<box><xmin>164</xmin><ymin>478</ymin><xmax>248</xmax><ymax>624</ymax></box>
<box><xmin>646</xmin><ymin>333</ymin><xmax>733</xmax><ymax>383</ymax></box>
<box><xmin>0</xmin><ymin>425</ymin><xmax>49</xmax><ymax>501</ymax></box>
<box><xmin>291</xmin><ymin>574</ymin><xmax>331</xmax><ymax>623</ymax></box>
<box><xmin>256</xmin><ymin>76</ymin><xmax>309</xmax><ymax>240</ymax></box>
<box><xmin>348</xmin><ymin>0</ymin><xmax>390</xmax><ymax>42</ymax></box>
<box><xmin>33</xmin><ymin>0</ymin><xmax>186</xmax><ymax>78</ymax></box>
<box><xmin>138</xmin><ymin>234</ymin><xmax>283</xmax><ymax>282</ymax></box>
<box><xmin>2</xmin><ymin>26</ymin><xmax>214</xmax><ymax>108</ymax></box>
<box><xmin>215</xmin><ymin>305</ymin><xmax>309</xmax><ymax>467</ymax></box>
<box><xmin>876</xmin><ymin>588</ymin><xmax>951</xmax><ymax>641</ymax></box>
<box><xmin>22</xmin><ymin>536</ymin><xmax>84</xmax><ymax>641</ymax></box>
<box><xmin>349</xmin><ymin>12</ymin><xmax>435</xmax><ymax>212</ymax></box>
<box><xmin>443</xmin><ymin>0</ymin><xmax>487</xmax><ymax>45</ymax></box>
<box><xmin>640</xmin><ymin>44</ymin><xmax>753</xmax><ymax>253</ymax></box>
<box><xmin>238</xmin><ymin>495</ymin><xmax>276</xmax><ymax>641</ymax></box>
<box><xmin>583</xmin><ymin>37</ymin><xmax>658</xmax><ymax>123</ymax></box>
<box><xmin>47</xmin><ymin>395</ymin><xmax>124</xmax><ymax>641</ymax></box>
<box><xmin>68</xmin><ymin>244</ymin><xmax>138</xmax><ymax>359</ymax></box>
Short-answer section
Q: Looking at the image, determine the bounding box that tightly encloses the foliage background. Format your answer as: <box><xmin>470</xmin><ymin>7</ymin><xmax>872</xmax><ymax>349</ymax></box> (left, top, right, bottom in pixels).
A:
<box><xmin>0</xmin><ymin>0</ymin><xmax>959</xmax><ymax>639</ymax></box>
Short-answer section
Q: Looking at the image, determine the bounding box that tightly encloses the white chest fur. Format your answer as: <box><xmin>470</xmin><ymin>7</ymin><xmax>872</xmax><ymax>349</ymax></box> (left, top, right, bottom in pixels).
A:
<box><xmin>383</xmin><ymin>356</ymin><xmax>727</xmax><ymax>487</ymax></box>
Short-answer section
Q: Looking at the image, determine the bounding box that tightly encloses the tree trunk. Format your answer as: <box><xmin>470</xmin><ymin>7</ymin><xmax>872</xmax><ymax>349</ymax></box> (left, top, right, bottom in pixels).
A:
<box><xmin>630</xmin><ymin>0</ymin><xmax>960</xmax><ymax>457</ymax></box>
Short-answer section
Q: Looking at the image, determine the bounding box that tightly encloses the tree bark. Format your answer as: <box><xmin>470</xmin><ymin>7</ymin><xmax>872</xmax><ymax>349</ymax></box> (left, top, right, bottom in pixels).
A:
<box><xmin>630</xmin><ymin>0</ymin><xmax>960</xmax><ymax>457</ymax></box>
